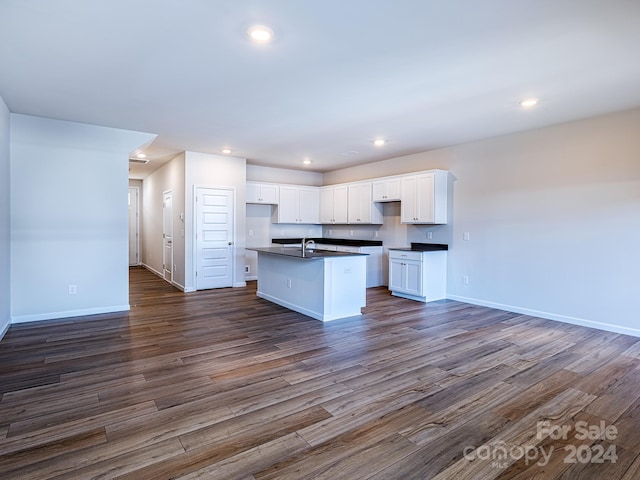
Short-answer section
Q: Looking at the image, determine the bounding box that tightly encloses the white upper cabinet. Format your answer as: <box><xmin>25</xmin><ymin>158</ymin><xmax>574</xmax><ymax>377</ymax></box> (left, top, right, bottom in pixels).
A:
<box><xmin>372</xmin><ymin>177</ymin><xmax>401</xmax><ymax>202</ymax></box>
<box><xmin>348</xmin><ymin>182</ymin><xmax>383</xmax><ymax>224</ymax></box>
<box><xmin>275</xmin><ymin>185</ymin><xmax>320</xmax><ymax>224</ymax></box>
<box><xmin>400</xmin><ymin>170</ymin><xmax>448</xmax><ymax>224</ymax></box>
<box><xmin>246</xmin><ymin>182</ymin><xmax>279</xmax><ymax>204</ymax></box>
<box><xmin>320</xmin><ymin>185</ymin><xmax>348</xmax><ymax>224</ymax></box>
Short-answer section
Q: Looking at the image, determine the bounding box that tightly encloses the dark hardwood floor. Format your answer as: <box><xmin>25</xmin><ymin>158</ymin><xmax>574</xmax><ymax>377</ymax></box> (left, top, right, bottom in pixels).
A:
<box><xmin>1</xmin><ymin>267</ymin><xmax>640</xmax><ymax>479</ymax></box>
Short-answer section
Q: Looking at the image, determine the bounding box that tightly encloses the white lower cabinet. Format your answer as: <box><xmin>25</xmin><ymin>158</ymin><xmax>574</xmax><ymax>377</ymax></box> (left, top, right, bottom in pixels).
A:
<box><xmin>388</xmin><ymin>249</ymin><xmax>446</xmax><ymax>302</ymax></box>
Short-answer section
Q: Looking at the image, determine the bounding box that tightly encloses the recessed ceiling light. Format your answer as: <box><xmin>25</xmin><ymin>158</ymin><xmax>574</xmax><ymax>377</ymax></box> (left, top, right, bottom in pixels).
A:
<box><xmin>221</xmin><ymin>148</ymin><xmax>232</xmax><ymax>154</ymax></box>
<box><xmin>373</xmin><ymin>139</ymin><xmax>386</xmax><ymax>147</ymax></box>
<box><xmin>135</xmin><ymin>153</ymin><xmax>146</xmax><ymax>159</ymax></box>
<box><xmin>248</xmin><ymin>25</ymin><xmax>274</xmax><ymax>43</ymax></box>
<box><xmin>520</xmin><ymin>98</ymin><xmax>539</xmax><ymax>108</ymax></box>
<box><xmin>303</xmin><ymin>159</ymin><xmax>312</xmax><ymax>165</ymax></box>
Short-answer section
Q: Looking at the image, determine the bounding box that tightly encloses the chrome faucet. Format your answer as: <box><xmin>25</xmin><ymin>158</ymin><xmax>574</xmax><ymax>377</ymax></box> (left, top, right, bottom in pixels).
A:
<box><xmin>301</xmin><ymin>238</ymin><xmax>315</xmax><ymax>257</ymax></box>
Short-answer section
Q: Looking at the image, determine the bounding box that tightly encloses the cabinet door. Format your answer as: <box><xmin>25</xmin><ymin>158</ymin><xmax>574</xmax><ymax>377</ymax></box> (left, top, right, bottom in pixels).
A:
<box><xmin>259</xmin><ymin>184</ymin><xmax>279</xmax><ymax>204</ymax></box>
<box><xmin>246</xmin><ymin>182</ymin><xmax>260</xmax><ymax>203</ymax></box>
<box><xmin>333</xmin><ymin>185</ymin><xmax>348</xmax><ymax>224</ymax></box>
<box><xmin>403</xmin><ymin>260</ymin><xmax>422</xmax><ymax>296</ymax></box>
<box><xmin>277</xmin><ymin>186</ymin><xmax>299</xmax><ymax>223</ymax></box>
<box><xmin>298</xmin><ymin>187</ymin><xmax>320</xmax><ymax>224</ymax></box>
<box><xmin>389</xmin><ymin>258</ymin><xmax>405</xmax><ymax>291</ymax></box>
<box><xmin>386</xmin><ymin>178</ymin><xmax>401</xmax><ymax>201</ymax></box>
<box><xmin>416</xmin><ymin>173</ymin><xmax>435</xmax><ymax>223</ymax></box>
<box><xmin>373</xmin><ymin>178</ymin><xmax>401</xmax><ymax>202</ymax></box>
<box><xmin>372</xmin><ymin>180</ymin><xmax>387</xmax><ymax>202</ymax></box>
<box><xmin>401</xmin><ymin>176</ymin><xmax>418</xmax><ymax>223</ymax></box>
<box><xmin>320</xmin><ymin>187</ymin><xmax>335</xmax><ymax>223</ymax></box>
<box><xmin>348</xmin><ymin>183</ymin><xmax>369</xmax><ymax>223</ymax></box>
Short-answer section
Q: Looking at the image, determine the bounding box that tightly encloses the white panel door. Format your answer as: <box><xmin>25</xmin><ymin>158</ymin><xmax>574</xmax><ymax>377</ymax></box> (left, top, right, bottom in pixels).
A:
<box><xmin>196</xmin><ymin>187</ymin><xmax>234</xmax><ymax>290</ymax></box>
<box><xmin>128</xmin><ymin>187</ymin><xmax>139</xmax><ymax>266</ymax></box>
<box><xmin>163</xmin><ymin>191</ymin><xmax>173</xmax><ymax>282</ymax></box>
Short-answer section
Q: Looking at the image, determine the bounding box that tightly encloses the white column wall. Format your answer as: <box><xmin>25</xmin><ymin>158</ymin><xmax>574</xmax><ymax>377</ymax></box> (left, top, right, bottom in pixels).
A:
<box><xmin>10</xmin><ymin>114</ymin><xmax>155</xmax><ymax>322</ymax></box>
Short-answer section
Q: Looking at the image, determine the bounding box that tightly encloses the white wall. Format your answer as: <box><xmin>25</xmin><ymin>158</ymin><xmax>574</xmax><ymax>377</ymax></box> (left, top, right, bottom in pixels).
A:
<box><xmin>10</xmin><ymin>114</ymin><xmax>155</xmax><ymax>322</ymax></box>
<box><xmin>184</xmin><ymin>151</ymin><xmax>247</xmax><ymax>290</ymax></box>
<box><xmin>323</xmin><ymin>108</ymin><xmax>640</xmax><ymax>336</ymax></box>
<box><xmin>141</xmin><ymin>153</ymin><xmax>186</xmax><ymax>287</ymax></box>
<box><xmin>0</xmin><ymin>97</ymin><xmax>10</xmax><ymax>339</ymax></box>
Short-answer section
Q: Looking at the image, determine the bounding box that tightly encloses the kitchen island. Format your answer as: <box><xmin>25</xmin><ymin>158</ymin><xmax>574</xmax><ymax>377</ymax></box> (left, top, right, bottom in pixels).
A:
<box><xmin>247</xmin><ymin>247</ymin><xmax>368</xmax><ymax>321</ymax></box>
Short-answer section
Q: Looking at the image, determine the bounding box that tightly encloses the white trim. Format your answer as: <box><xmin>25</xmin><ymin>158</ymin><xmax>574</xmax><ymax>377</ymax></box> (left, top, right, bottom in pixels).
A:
<box><xmin>162</xmin><ymin>189</ymin><xmax>173</xmax><ymax>284</ymax></box>
<box><xmin>128</xmin><ymin>186</ymin><xmax>141</xmax><ymax>266</ymax></box>
<box><xmin>139</xmin><ymin>263</ymin><xmax>197</xmax><ymax>291</ymax></box>
<box><xmin>141</xmin><ymin>262</ymin><xmax>163</xmax><ymax>278</ymax></box>
<box><xmin>234</xmin><ymin>281</ymin><xmax>247</xmax><ymax>287</ymax></box>
<box><xmin>447</xmin><ymin>294</ymin><xmax>640</xmax><ymax>338</ymax></box>
<box><xmin>11</xmin><ymin>305</ymin><xmax>130</xmax><ymax>324</ymax></box>
<box><xmin>0</xmin><ymin>322</ymin><xmax>10</xmax><ymax>342</ymax></box>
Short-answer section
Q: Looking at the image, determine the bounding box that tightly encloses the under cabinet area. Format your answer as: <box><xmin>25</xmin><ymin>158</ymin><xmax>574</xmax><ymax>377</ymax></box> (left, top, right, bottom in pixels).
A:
<box><xmin>388</xmin><ymin>248</ymin><xmax>446</xmax><ymax>302</ymax></box>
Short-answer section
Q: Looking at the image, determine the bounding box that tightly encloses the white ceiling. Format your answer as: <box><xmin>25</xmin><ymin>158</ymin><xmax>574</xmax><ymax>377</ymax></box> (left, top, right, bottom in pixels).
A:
<box><xmin>2</xmin><ymin>0</ymin><xmax>640</xmax><ymax>179</ymax></box>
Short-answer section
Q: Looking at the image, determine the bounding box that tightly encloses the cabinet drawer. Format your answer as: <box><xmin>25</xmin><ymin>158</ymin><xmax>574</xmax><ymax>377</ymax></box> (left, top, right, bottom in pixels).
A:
<box><xmin>389</xmin><ymin>250</ymin><xmax>423</xmax><ymax>261</ymax></box>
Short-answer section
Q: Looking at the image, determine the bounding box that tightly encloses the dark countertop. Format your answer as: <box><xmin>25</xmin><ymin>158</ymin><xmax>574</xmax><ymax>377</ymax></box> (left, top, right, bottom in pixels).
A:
<box><xmin>248</xmin><ymin>247</ymin><xmax>369</xmax><ymax>260</ymax></box>
<box><xmin>272</xmin><ymin>237</ymin><xmax>383</xmax><ymax>247</ymax></box>
<box><xmin>388</xmin><ymin>242</ymin><xmax>449</xmax><ymax>251</ymax></box>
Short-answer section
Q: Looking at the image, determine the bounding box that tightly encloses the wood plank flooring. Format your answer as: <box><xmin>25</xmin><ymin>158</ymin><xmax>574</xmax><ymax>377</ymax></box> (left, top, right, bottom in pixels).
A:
<box><xmin>1</xmin><ymin>266</ymin><xmax>640</xmax><ymax>479</ymax></box>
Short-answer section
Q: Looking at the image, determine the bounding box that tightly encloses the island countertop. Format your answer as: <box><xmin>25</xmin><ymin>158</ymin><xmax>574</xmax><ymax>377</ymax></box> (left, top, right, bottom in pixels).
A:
<box><xmin>247</xmin><ymin>247</ymin><xmax>368</xmax><ymax>259</ymax></box>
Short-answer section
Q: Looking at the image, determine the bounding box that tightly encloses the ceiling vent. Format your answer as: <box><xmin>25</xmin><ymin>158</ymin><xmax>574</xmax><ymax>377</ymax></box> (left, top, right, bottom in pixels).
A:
<box><xmin>128</xmin><ymin>157</ymin><xmax>149</xmax><ymax>164</ymax></box>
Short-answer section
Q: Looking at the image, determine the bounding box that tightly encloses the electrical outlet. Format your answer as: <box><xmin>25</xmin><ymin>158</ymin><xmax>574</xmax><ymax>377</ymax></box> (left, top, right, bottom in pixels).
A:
<box><xmin>427</xmin><ymin>231</ymin><xmax>433</xmax><ymax>240</ymax></box>
<box><xmin>245</xmin><ymin>265</ymin><xmax>250</xmax><ymax>273</ymax></box>
<box><xmin>328</xmin><ymin>229</ymin><xmax>333</xmax><ymax>235</ymax></box>
<box><xmin>68</xmin><ymin>284</ymin><xmax>77</xmax><ymax>295</ymax></box>
<box><xmin>349</xmin><ymin>230</ymin><xmax>354</xmax><ymax>237</ymax></box>
<box><xmin>373</xmin><ymin>231</ymin><xmax>378</xmax><ymax>238</ymax></box>
<box><xmin>248</xmin><ymin>229</ymin><xmax>254</xmax><ymax>236</ymax></box>
<box><xmin>463</xmin><ymin>275</ymin><xmax>469</xmax><ymax>285</ymax></box>
<box><xmin>463</xmin><ymin>232</ymin><xmax>470</xmax><ymax>241</ymax></box>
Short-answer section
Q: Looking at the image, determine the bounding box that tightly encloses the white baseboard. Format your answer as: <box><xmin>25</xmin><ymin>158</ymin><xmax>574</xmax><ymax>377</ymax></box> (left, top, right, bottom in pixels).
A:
<box><xmin>0</xmin><ymin>321</ymin><xmax>10</xmax><ymax>342</ymax></box>
<box><xmin>141</xmin><ymin>263</ymin><xmax>164</xmax><ymax>278</ymax></box>
<box><xmin>11</xmin><ymin>305</ymin><xmax>131</xmax><ymax>324</ymax></box>
<box><xmin>447</xmin><ymin>294</ymin><xmax>640</xmax><ymax>338</ymax></box>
